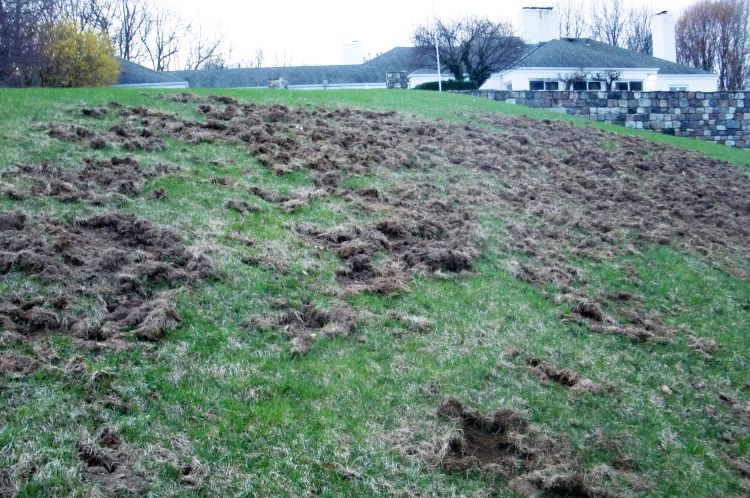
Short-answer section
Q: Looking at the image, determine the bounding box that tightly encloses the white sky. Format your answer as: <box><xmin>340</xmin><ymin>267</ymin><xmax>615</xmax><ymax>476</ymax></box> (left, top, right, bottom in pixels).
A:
<box><xmin>168</xmin><ymin>0</ymin><xmax>698</xmax><ymax>67</ymax></box>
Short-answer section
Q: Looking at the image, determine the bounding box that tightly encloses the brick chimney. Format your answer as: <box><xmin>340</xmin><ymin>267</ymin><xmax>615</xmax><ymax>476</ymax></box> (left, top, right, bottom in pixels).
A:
<box><xmin>651</xmin><ymin>11</ymin><xmax>677</xmax><ymax>62</ymax></box>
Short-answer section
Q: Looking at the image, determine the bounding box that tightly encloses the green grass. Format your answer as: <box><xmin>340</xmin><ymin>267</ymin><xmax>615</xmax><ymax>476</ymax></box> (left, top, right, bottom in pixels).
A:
<box><xmin>0</xmin><ymin>88</ymin><xmax>748</xmax><ymax>497</ymax></box>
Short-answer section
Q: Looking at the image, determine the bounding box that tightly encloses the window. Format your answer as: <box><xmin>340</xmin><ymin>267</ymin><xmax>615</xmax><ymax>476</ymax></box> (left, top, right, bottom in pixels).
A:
<box><xmin>505</xmin><ymin>82</ymin><xmax>513</xmax><ymax>91</ymax></box>
<box><xmin>529</xmin><ymin>80</ymin><xmax>559</xmax><ymax>90</ymax></box>
<box><xmin>614</xmin><ymin>81</ymin><xmax>644</xmax><ymax>91</ymax></box>
<box><xmin>587</xmin><ymin>81</ymin><xmax>602</xmax><ymax>90</ymax></box>
<box><xmin>669</xmin><ymin>85</ymin><xmax>688</xmax><ymax>91</ymax></box>
<box><xmin>573</xmin><ymin>81</ymin><xmax>587</xmax><ymax>90</ymax></box>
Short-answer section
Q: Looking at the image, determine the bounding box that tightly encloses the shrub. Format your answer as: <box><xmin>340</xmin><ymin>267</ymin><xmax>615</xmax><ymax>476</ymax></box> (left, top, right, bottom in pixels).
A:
<box><xmin>414</xmin><ymin>80</ymin><xmax>479</xmax><ymax>91</ymax></box>
<box><xmin>39</xmin><ymin>21</ymin><xmax>120</xmax><ymax>88</ymax></box>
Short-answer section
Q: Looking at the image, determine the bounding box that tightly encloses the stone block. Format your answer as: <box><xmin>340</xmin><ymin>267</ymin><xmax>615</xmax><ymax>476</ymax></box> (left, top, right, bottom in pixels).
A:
<box><xmin>726</xmin><ymin>120</ymin><xmax>741</xmax><ymax>129</ymax></box>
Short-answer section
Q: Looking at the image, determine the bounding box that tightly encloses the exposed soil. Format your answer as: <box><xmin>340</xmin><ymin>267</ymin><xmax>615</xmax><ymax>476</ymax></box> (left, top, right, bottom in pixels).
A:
<box><xmin>3</xmin><ymin>156</ymin><xmax>175</xmax><ymax>202</ymax></box>
<box><xmin>436</xmin><ymin>399</ymin><xmax>619</xmax><ymax>497</ymax></box>
<box><xmin>47</xmin><ymin>121</ymin><xmax>165</xmax><ymax>152</ymax></box>
<box><xmin>246</xmin><ymin>300</ymin><xmax>357</xmax><ymax>354</ymax></box>
<box><xmin>0</xmin><ymin>352</ymin><xmax>38</xmax><ymax>377</ymax></box>
<box><xmin>38</xmin><ymin>97</ymin><xmax>750</xmax><ymax>351</ymax></box>
<box><xmin>526</xmin><ymin>357</ymin><xmax>617</xmax><ymax>394</ymax></box>
<box><xmin>0</xmin><ymin>212</ymin><xmax>212</xmax><ymax>344</ymax></box>
<box><xmin>728</xmin><ymin>457</ymin><xmax>750</xmax><ymax>478</ymax></box>
<box><xmin>81</xmin><ymin>107</ymin><xmax>109</xmax><ymax>119</ymax></box>
<box><xmin>297</xmin><ymin>204</ymin><xmax>476</xmax><ymax>295</ymax></box>
<box><xmin>76</xmin><ymin>430</ymin><xmax>146</xmax><ymax>497</ymax></box>
<box><xmin>565</xmin><ymin>297</ymin><xmax>674</xmax><ymax>343</ymax></box>
<box><xmin>95</xmin><ymin>97</ymin><xmax>749</xmax><ymax>337</ymax></box>
<box><xmin>225</xmin><ymin>199</ymin><xmax>260</xmax><ymax>215</ymax></box>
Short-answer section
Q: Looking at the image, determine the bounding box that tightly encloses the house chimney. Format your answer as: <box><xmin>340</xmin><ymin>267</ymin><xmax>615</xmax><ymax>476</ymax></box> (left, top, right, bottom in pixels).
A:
<box><xmin>651</xmin><ymin>11</ymin><xmax>676</xmax><ymax>62</ymax></box>
<box><xmin>520</xmin><ymin>7</ymin><xmax>560</xmax><ymax>44</ymax></box>
<box><xmin>342</xmin><ymin>41</ymin><xmax>363</xmax><ymax>65</ymax></box>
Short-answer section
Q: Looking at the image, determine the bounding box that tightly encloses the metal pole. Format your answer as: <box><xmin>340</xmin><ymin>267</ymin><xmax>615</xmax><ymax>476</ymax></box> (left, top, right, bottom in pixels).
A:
<box><xmin>432</xmin><ymin>0</ymin><xmax>442</xmax><ymax>92</ymax></box>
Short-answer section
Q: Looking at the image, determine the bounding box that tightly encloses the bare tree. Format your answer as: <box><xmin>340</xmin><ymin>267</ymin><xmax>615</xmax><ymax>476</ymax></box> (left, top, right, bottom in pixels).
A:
<box><xmin>462</xmin><ymin>18</ymin><xmax>525</xmax><ymax>86</ymax></box>
<box><xmin>715</xmin><ymin>0</ymin><xmax>750</xmax><ymax>90</ymax></box>
<box><xmin>556</xmin><ymin>0</ymin><xmax>588</xmax><ymax>38</ymax></box>
<box><xmin>0</xmin><ymin>0</ymin><xmax>45</xmax><ymax>85</ymax></box>
<box><xmin>677</xmin><ymin>0</ymin><xmax>718</xmax><ymax>71</ymax></box>
<box><xmin>253</xmin><ymin>47</ymin><xmax>263</xmax><ymax>68</ymax></box>
<box><xmin>183</xmin><ymin>24</ymin><xmax>224</xmax><ymax>70</ymax></box>
<box><xmin>591</xmin><ymin>69</ymin><xmax>621</xmax><ymax>90</ymax></box>
<box><xmin>413</xmin><ymin>20</ymin><xmax>463</xmax><ymax>80</ymax></box>
<box><xmin>677</xmin><ymin>0</ymin><xmax>750</xmax><ymax>90</ymax></box>
<box><xmin>413</xmin><ymin>16</ymin><xmax>524</xmax><ymax>87</ymax></box>
<box><xmin>558</xmin><ymin>69</ymin><xmax>588</xmax><ymax>90</ymax></box>
<box><xmin>140</xmin><ymin>4</ymin><xmax>184</xmax><ymax>71</ymax></box>
<box><xmin>273</xmin><ymin>51</ymin><xmax>293</xmax><ymax>67</ymax></box>
<box><xmin>112</xmin><ymin>0</ymin><xmax>148</xmax><ymax>62</ymax></box>
<box><xmin>624</xmin><ymin>5</ymin><xmax>652</xmax><ymax>54</ymax></box>
<box><xmin>590</xmin><ymin>0</ymin><xmax>627</xmax><ymax>47</ymax></box>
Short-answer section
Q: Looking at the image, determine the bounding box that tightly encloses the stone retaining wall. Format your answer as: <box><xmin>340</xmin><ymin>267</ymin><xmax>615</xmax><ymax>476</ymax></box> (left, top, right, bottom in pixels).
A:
<box><xmin>469</xmin><ymin>90</ymin><xmax>750</xmax><ymax>148</ymax></box>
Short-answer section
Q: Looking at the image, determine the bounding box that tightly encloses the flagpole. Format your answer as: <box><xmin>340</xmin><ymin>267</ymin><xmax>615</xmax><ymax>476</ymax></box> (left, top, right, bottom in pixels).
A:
<box><xmin>432</xmin><ymin>0</ymin><xmax>442</xmax><ymax>92</ymax></box>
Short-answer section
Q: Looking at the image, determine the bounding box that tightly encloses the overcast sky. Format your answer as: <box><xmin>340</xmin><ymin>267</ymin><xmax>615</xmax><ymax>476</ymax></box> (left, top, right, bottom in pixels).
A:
<box><xmin>172</xmin><ymin>0</ymin><xmax>697</xmax><ymax>67</ymax></box>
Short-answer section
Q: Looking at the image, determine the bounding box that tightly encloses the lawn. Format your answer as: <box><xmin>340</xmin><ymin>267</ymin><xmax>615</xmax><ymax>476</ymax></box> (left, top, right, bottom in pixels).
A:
<box><xmin>0</xmin><ymin>87</ymin><xmax>748</xmax><ymax>497</ymax></box>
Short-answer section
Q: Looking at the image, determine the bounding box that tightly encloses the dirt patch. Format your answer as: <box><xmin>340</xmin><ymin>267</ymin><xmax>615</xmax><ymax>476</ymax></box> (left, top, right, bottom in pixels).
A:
<box><xmin>728</xmin><ymin>457</ymin><xmax>750</xmax><ymax>478</ymax></box>
<box><xmin>568</xmin><ymin>297</ymin><xmax>673</xmax><ymax>343</ymax></box>
<box><xmin>719</xmin><ymin>393</ymin><xmax>750</xmax><ymax>423</ymax></box>
<box><xmin>247</xmin><ymin>300</ymin><xmax>357</xmax><ymax>354</ymax></box>
<box><xmin>81</xmin><ymin>107</ymin><xmax>109</xmax><ymax>119</ymax></box>
<box><xmin>47</xmin><ymin>120</ymin><xmax>165</xmax><ymax>152</ymax></box>
<box><xmin>434</xmin><ymin>399</ymin><xmax>620</xmax><ymax>497</ymax></box>
<box><xmin>225</xmin><ymin>199</ymin><xmax>260</xmax><ymax>215</ymax></box>
<box><xmin>3</xmin><ymin>156</ymin><xmax>176</xmax><ymax>203</ymax></box>
<box><xmin>0</xmin><ymin>352</ymin><xmax>39</xmax><ymax>377</ymax></box>
<box><xmin>688</xmin><ymin>335</ymin><xmax>720</xmax><ymax>360</ymax></box>
<box><xmin>0</xmin><ymin>212</ymin><xmax>212</xmax><ymax>344</ymax></box>
<box><xmin>298</xmin><ymin>205</ymin><xmax>476</xmax><ymax>295</ymax></box>
<box><xmin>76</xmin><ymin>431</ymin><xmax>146</xmax><ymax>497</ymax></box>
<box><xmin>526</xmin><ymin>357</ymin><xmax>617</xmax><ymax>394</ymax></box>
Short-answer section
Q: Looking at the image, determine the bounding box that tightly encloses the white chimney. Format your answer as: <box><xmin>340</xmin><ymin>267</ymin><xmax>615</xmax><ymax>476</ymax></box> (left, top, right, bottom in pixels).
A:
<box><xmin>651</xmin><ymin>11</ymin><xmax>676</xmax><ymax>62</ymax></box>
<box><xmin>520</xmin><ymin>7</ymin><xmax>560</xmax><ymax>44</ymax></box>
<box><xmin>342</xmin><ymin>41</ymin><xmax>363</xmax><ymax>65</ymax></box>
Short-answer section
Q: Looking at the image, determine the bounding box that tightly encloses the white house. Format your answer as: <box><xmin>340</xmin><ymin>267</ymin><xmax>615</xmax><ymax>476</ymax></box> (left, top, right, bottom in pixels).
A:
<box><xmin>409</xmin><ymin>7</ymin><xmax>718</xmax><ymax>92</ymax></box>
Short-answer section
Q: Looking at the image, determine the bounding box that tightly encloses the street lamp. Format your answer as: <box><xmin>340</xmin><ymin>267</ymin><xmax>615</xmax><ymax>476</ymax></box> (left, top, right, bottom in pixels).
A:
<box><xmin>433</xmin><ymin>0</ymin><xmax>442</xmax><ymax>92</ymax></box>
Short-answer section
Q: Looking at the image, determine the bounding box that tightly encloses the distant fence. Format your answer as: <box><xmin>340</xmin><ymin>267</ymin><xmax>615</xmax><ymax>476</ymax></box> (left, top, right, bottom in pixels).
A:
<box><xmin>468</xmin><ymin>90</ymin><xmax>750</xmax><ymax>149</ymax></box>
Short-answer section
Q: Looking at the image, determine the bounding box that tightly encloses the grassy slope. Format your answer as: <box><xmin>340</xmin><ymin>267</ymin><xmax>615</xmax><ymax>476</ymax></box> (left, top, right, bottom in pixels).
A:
<box><xmin>0</xmin><ymin>88</ymin><xmax>748</xmax><ymax>497</ymax></box>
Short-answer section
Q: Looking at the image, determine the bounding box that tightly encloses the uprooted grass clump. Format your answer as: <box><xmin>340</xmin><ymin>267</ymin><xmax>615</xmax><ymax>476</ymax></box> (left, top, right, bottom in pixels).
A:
<box><xmin>246</xmin><ymin>299</ymin><xmax>358</xmax><ymax>355</ymax></box>
<box><xmin>1</xmin><ymin>156</ymin><xmax>176</xmax><ymax>203</ymax></box>
<box><xmin>0</xmin><ymin>212</ymin><xmax>212</xmax><ymax>347</ymax></box>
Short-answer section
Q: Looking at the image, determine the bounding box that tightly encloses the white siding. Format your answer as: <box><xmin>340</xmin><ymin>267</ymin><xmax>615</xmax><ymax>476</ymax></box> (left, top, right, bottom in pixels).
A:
<box><xmin>473</xmin><ymin>67</ymin><xmax>719</xmax><ymax>92</ymax></box>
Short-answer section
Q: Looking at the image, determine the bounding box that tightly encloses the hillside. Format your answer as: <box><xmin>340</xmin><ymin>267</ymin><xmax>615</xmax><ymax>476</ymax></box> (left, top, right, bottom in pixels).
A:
<box><xmin>0</xmin><ymin>88</ymin><xmax>748</xmax><ymax>497</ymax></box>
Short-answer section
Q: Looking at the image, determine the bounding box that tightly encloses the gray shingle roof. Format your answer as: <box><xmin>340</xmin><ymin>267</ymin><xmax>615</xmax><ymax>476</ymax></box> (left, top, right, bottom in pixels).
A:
<box><xmin>518</xmin><ymin>38</ymin><xmax>712</xmax><ymax>75</ymax></box>
<box><xmin>166</xmin><ymin>47</ymin><xmax>425</xmax><ymax>88</ymax></box>
<box><xmin>116</xmin><ymin>40</ymin><xmax>711</xmax><ymax>88</ymax></box>
<box><xmin>116</xmin><ymin>59</ymin><xmax>188</xmax><ymax>85</ymax></box>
